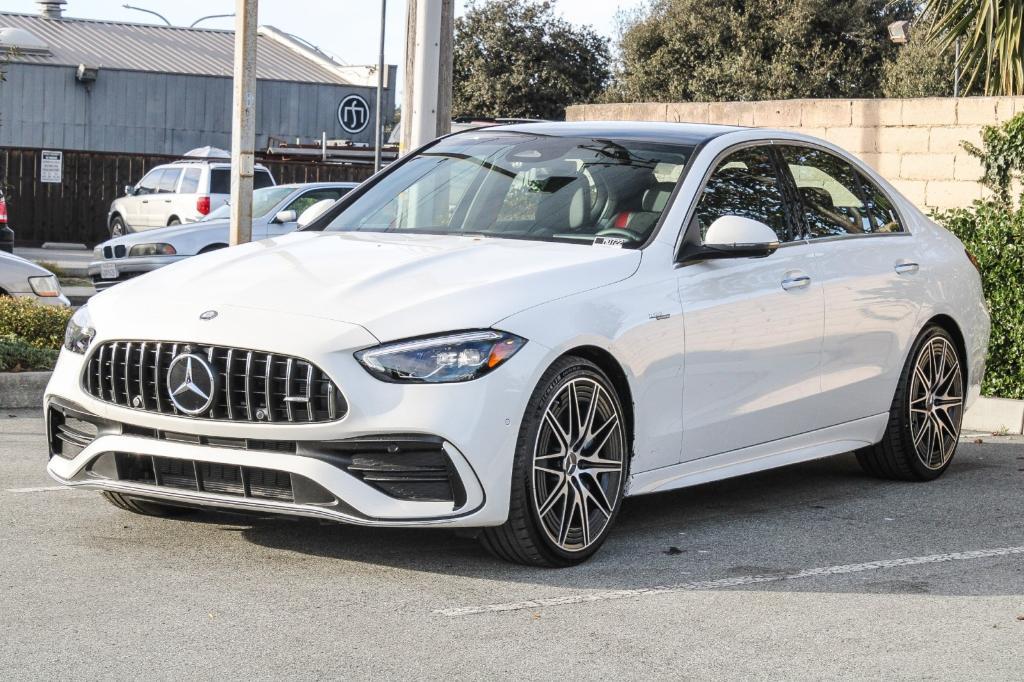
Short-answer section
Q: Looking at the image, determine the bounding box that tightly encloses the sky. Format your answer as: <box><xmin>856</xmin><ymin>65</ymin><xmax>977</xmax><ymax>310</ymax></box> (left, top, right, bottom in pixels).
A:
<box><xmin>4</xmin><ymin>0</ymin><xmax>646</xmax><ymax>72</ymax></box>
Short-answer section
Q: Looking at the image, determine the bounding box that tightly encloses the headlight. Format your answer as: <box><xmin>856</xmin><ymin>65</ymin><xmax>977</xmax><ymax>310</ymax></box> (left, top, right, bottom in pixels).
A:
<box><xmin>64</xmin><ymin>306</ymin><xmax>96</xmax><ymax>354</ymax></box>
<box><xmin>28</xmin><ymin>275</ymin><xmax>62</xmax><ymax>297</ymax></box>
<box><xmin>355</xmin><ymin>330</ymin><xmax>527</xmax><ymax>383</ymax></box>
<box><xmin>128</xmin><ymin>243</ymin><xmax>176</xmax><ymax>257</ymax></box>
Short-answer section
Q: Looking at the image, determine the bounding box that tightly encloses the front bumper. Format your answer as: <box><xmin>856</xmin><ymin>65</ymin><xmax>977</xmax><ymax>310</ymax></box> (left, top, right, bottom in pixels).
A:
<box><xmin>43</xmin><ymin>305</ymin><xmax>544</xmax><ymax>527</ymax></box>
<box><xmin>88</xmin><ymin>256</ymin><xmax>187</xmax><ymax>291</ymax></box>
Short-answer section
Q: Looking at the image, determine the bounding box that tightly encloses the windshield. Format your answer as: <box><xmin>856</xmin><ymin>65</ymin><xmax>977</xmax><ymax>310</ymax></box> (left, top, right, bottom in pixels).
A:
<box><xmin>202</xmin><ymin>186</ymin><xmax>294</xmax><ymax>221</ymax></box>
<box><xmin>321</xmin><ymin>132</ymin><xmax>693</xmax><ymax>247</ymax></box>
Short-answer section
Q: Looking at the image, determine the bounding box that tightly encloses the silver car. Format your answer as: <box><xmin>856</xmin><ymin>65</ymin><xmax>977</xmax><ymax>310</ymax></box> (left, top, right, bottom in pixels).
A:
<box><xmin>90</xmin><ymin>182</ymin><xmax>358</xmax><ymax>290</ymax></box>
<box><xmin>0</xmin><ymin>251</ymin><xmax>70</xmax><ymax>307</ymax></box>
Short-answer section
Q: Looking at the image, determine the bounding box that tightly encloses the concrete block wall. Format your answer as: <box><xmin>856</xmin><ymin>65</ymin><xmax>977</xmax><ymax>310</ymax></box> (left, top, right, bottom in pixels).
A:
<box><xmin>567</xmin><ymin>97</ymin><xmax>1024</xmax><ymax>210</ymax></box>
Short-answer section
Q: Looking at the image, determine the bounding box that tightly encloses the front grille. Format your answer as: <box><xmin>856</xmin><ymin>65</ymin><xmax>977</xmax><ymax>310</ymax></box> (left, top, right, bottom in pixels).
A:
<box><xmin>84</xmin><ymin>341</ymin><xmax>346</xmax><ymax>423</ymax></box>
<box><xmin>115</xmin><ymin>453</ymin><xmax>299</xmax><ymax>502</ymax></box>
<box><xmin>323</xmin><ymin>436</ymin><xmax>466</xmax><ymax>504</ymax></box>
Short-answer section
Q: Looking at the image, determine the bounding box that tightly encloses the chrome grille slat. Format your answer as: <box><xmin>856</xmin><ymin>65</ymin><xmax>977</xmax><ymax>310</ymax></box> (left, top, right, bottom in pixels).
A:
<box><xmin>83</xmin><ymin>341</ymin><xmax>345</xmax><ymax>423</ymax></box>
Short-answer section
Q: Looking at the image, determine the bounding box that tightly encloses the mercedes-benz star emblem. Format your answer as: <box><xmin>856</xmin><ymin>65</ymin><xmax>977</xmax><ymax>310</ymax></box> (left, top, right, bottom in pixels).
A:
<box><xmin>200</xmin><ymin>310</ymin><xmax>218</xmax><ymax>321</ymax></box>
<box><xmin>166</xmin><ymin>353</ymin><xmax>218</xmax><ymax>415</ymax></box>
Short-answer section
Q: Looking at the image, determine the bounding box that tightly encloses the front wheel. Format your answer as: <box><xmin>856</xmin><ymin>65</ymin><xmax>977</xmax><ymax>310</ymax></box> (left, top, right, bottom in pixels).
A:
<box><xmin>856</xmin><ymin>326</ymin><xmax>965</xmax><ymax>481</ymax></box>
<box><xmin>481</xmin><ymin>357</ymin><xmax>629</xmax><ymax>566</ymax></box>
<box><xmin>109</xmin><ymin>215</ymin><xmax>128</xmax><ymax>237</ymax></box>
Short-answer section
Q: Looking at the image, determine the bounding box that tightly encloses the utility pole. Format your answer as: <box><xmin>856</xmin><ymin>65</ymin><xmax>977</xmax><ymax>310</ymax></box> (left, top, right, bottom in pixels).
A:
<box><xmin>400</xmin><ymin>0</ymin><xmax>453</xmax><ymax>154</ymax></box>
<box><xmin>229</xmin><ymin>0</ymin><xmax>258</xmax><ymax>245</ymax></box>
<box><xmin>374</xmin><ymin>0</ymin><xmax>387</xmax><ymax>173</ymax></box>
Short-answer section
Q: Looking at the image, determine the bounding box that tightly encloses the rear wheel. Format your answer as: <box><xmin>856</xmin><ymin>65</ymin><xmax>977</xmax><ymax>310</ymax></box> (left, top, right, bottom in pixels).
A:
<box><xmin>481</xmin><ymin>357</ymin><xmax>629</xmax><ymax>566</ymax></box>
<box><xmin>102</xmin><ymin>491</ymin><xmax>196</xmax><ymax>517</ymax></box>
<box><xmin>856</xmin><ymin>326</ymin><xmax>965</xmax><ymax>481</ymax></box>
<box><xmin>109</xmin><ymin>215</ymin><xmax>128</xmax><ymax>237</ymax></box>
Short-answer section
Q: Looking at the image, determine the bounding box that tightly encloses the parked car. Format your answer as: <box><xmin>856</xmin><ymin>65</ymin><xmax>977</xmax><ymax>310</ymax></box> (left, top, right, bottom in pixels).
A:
<box><xmin>0</xmin><ymin>251</ymin><xmax>69</xmax><ymax>306</ymax></box>
<box><xmin>90</xmin><ymin>182</ymin><xmax>357</xmax><ymax>291</ymax></box>
<box><xmin>0</xmin><ymin>188</ymin><xmax>14</xmax><ymax>254</ymax></box>
<box><xmin>108</xmin><ymin>158</ymin><xmax>275</xmax><ymax>236</ymax></box>
<box><xmin>46</xmin><ymin>122</ymin><xmax>989</xmax><ymax>566</ymax></box>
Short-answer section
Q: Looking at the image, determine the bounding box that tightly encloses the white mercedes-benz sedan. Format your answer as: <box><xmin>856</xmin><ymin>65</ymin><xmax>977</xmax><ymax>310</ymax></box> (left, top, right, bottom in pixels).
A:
<box><xmin>45</xmin><ymin>122</ymin><xmax>989</xmax><ymax>566</ymax></box>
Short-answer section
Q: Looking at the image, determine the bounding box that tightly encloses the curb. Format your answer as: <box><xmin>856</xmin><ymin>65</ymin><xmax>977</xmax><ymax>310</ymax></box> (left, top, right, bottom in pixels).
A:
<box><xmin>963</xmin><ymin>396</ymin><xmax>1024</xmax><ymax>435</ymax></box>
<box><xmin>0</xmin><ymin>371</ymin><xmax>51</xmax><ymax>410</ymax></box>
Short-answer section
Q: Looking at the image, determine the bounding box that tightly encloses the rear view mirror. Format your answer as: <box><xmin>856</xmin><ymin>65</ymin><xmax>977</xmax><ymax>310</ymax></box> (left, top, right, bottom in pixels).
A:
<box><xmin>273</xmin><ymin>209</ymin><xmax>298</xmax><ymax>224</ymax></box>
<box><xmin>679</xmin><ymin>215</ymin><xmax>780</xmax><ymax>263</ymax></box>
<box><xmin>296</xmin><ymin>199</ymin><xmax>336</xmax><ymax>228</ymax></box>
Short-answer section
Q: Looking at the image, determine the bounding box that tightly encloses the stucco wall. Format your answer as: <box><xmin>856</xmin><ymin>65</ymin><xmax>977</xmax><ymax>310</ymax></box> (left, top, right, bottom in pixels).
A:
<box><xmin>566</xmin><ymin>97</ymin><xmax>1024</xmax><ymax>210</ymax></box>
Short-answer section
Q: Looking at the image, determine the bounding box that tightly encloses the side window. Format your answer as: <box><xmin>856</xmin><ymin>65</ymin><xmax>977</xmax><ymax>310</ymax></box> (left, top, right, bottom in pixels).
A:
<box><xmin>136</xmin><ymin>169</ymin><xmax>162</xmax><ymax>195</ymax></box>
<box><xmin>179</xmin><ymin>168</ymin><xmax>201</xmax><ymax>194</ymax></box>
<box><xmin>859</xmin><ymin>174</ymin><xmax>904</xmax><ymax>233</ymax></box>
<box><xmin>254</xmin><ymin>170</ymin><xmax>275</xmax><ymax>189</ymax></box>
<box><xmin>780</xmin><ymin>146</ymin><xmax>867</xmax><ymax>238</ymax></box>
<box><xmin>209</xmin><ymin>169</ymin><xmax>229</xmax><ymax>195</ymax></box>
<box><xmin>157</xmin><ymin>168</ymin><xmax>182</xmax><ymax>194</ymax></box>
<box><xmin>285</xmin><ymin>189</ymin><xmax>344</xmax><ymax>216</ymax></box>
<box><xmin>694</xmin><ymin>146</ymin><xmax>791</xmax><ymax>242</ymax></box>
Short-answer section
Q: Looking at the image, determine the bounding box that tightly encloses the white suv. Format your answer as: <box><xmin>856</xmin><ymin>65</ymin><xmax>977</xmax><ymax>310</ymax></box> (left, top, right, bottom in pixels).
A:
<box><xmin>108</xmin><ymin>160</ymin><xmax>275</xmax><ymax>236</ymax></box>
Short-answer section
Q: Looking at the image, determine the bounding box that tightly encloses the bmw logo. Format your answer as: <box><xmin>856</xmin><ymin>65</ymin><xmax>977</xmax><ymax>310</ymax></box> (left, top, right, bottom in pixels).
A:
<box><xmin>166</xmin><ymin>353</ymin><xmax>218</xmax><ymax>415</ymax></box>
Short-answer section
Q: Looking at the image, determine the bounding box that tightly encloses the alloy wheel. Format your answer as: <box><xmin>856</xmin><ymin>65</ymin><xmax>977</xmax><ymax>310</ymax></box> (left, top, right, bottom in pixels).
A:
<box><xmin>532</xmin><ymin>377</ymin><xmax>625</xmax><ymax>553</ymax></box>
<box><xmin>909</xmin><ymin>336</ymin><xmax>964</xmax><ymax>470</ymax></box>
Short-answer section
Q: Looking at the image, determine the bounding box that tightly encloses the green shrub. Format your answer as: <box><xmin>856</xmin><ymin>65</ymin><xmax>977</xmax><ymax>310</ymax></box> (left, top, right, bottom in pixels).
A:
<box><xmin>934</xmin><ymin>201</ymin><xmax>1024</xmax><ymax>398</ymax></box>
<box><xmin>0</xmin><ymin>333</ymin><xmax>59</xmax><ymax>372</ymax></box>
<box><xmin>0</xmin><ymin>297</ymin><xmax>72</xmax><ymax>350</ymax></box>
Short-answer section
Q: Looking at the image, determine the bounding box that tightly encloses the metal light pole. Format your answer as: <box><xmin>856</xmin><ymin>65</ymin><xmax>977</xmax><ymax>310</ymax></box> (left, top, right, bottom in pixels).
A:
<box><xmin>229</xmin><ymin>0</ymin><xmax>258</xmax><ymax>246</ymax></box>
<box><xmin>374</xmin><ymin>0</ymin><xmax>387</xmax><ymax>173</ymax></box>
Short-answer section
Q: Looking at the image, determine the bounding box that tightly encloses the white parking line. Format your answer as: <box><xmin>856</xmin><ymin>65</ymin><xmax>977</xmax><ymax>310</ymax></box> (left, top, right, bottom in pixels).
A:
<box><xmin>436</xmin><ymin>546</ymin><xmax>1024</xmax><ymax>617</ymax></box>
<box><xmin>5</xmin><ymin>485</ymin><xmax>71</xmax><ymax>493</ymax></box>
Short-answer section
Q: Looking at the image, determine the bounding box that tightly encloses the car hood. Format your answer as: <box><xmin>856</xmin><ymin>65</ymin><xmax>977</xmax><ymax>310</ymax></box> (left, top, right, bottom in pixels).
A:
<box><xmin>98</xmin><ymin>219</ymin><xmax>233</xmax><ymax>254</ymax></box>
<box><xmin>0</xmin><ymin>249</ymin><xmax>51</xmax><ymax>276</ymax></box>
<box><xmin>99</xmin><ymin>231</ymin><xmax>642</xmax><ymax>342</ymax></box>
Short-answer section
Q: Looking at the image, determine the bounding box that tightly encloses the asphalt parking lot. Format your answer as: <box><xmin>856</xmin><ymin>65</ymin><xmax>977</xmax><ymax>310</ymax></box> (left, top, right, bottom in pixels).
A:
<box><xmin>2</xmin><ymin>410</ymin><xmax>1022</xmax><ymax>679</ymax></box>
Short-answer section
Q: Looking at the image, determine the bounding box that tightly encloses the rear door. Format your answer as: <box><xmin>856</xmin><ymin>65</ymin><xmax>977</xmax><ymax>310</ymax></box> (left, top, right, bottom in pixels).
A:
<box><xmin>677</xmin><ymin>144</ymin><xmax>826</xmax><ymax>461</ymax></box>
<box><xmin>777</xmin><ymin>144</ymin><xmax>923</xmax><ymax>425</ymax></box>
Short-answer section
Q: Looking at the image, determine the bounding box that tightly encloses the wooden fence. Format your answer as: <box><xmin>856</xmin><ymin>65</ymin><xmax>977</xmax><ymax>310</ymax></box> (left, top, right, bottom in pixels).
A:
<box><xmin>0</xmin><ymin>147</ymin><xmax>375</xmax><ymax>246</ymax></box>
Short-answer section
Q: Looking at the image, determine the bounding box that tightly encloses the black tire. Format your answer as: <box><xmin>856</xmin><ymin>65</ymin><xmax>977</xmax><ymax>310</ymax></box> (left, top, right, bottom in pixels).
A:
<box><xmin>167</xmin><ymin>217</ymin><xmax>181</xmax><ymax>226</ymax></box>
<box><xmin>101</xmin><ymin>491</ymin><xmax>196</xmax><ymax>517</ymax></box>
<box><xmin>856</xmin><ymin>326</ymin><xmax>965</xmax><ymax>481</ymax></box>
<box><xmin>109</xmin><ymin>215</ymin><xmax>128</xmax><ymax>237</ymax></box>
<box><xmin>480</xmin><ymin>357</ymin><xmax>630</xmax><ymax>567</ymax></box>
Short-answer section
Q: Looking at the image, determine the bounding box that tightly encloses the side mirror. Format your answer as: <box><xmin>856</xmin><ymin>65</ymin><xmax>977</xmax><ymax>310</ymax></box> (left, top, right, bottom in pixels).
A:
<box><xmin>273</xmin><ymin>209</ymin><xmax>298</xmax><ymax>224</ymax></box>
<box><xmin>679</xmin><ymin>215</ymin><xmax>780</xmax><ymax>264</ymax></box>
<box><xmin>124</xmin><ymin>184</ymin><xmax>135</xmax><ymax>196</ymax></box>
<box><xmin>296</xmin><ymin>199</ymin><xmax>335</xmax><ymax>228</ymax></box>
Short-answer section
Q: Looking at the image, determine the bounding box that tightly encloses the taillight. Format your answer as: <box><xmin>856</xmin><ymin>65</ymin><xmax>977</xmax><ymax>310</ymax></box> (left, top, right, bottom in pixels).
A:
<box><xmin>965</xmin><ymin>248</ymin><xmax>981</xmax><ymax>274</ymax></box>
<box><xmin>0</xmin><ymin>197</ymin><xmax>7</xmax><ymax>224</ymax></box>
<box><xmin>196</xmin><ymin>196</ymin><xmax>210</xmax><ymax>215</ymax></box>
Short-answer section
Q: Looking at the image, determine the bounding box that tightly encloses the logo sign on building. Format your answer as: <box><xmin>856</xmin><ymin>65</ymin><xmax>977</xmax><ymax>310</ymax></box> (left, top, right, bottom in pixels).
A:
<box><xmin>338</xmin><ymin>94</ymin><xmax>370</xmax><ymax>135</ymax></box>
<box><xmin>40</xmin><ymin>150</ymin><xmax>63</xmax><ymax>184</ymax></box>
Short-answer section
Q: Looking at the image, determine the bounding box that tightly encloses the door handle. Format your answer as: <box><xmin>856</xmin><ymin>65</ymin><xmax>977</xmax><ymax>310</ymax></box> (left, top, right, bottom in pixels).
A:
<box><xmin>141</xmin><ymin>199</ymin><xmax>148</xmax><ymax>204</ymax></box>
<box><xmin>781</xmin><ymin>274</ymin><xmax>811</xmax><ymax>291</ymax></box>
<box><xmin>894</xmin><ymin>260</ymin><xmax>919</xmax><ymax>275</ymax></box>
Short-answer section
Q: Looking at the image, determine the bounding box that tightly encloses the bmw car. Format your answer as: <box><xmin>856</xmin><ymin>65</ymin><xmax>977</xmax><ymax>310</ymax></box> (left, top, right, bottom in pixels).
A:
<box><xmin>45</xmin><ymin>122</ymin><xmax>989</xmax><ymax>566</ymax></box>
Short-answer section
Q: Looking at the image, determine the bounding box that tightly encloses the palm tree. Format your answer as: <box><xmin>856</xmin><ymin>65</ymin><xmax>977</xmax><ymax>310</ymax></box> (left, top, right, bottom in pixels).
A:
<box><xmin>923</xmin><ymin>0</ymin><xmax>1024</xmax><ymax>95</ymax></box>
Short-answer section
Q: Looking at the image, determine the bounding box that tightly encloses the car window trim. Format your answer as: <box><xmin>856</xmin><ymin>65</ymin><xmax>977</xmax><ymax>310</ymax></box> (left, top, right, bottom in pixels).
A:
<box><xmin>769</xmin><ymin>139</ymin><xmax>912</xmax><ymax>242</ymax></box>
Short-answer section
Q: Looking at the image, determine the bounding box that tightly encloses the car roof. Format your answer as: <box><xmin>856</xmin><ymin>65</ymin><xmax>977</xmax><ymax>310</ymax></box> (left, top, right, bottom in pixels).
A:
<box><xmin>275</xmin><ymin>181</ymin><xmax>360</xmax><ymax>190</ymax></box>
<box><xmin>477</xmin><ymin>120</ymin><xmax>745</xmax><ymax>146</ymax></box>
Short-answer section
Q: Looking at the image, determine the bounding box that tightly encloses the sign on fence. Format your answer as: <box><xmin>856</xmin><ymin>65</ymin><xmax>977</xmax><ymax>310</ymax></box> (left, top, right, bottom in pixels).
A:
<box><xmin>40</xmin><ymin>150</ymin><xmax>63</xmax><ymax>184</ymax></box>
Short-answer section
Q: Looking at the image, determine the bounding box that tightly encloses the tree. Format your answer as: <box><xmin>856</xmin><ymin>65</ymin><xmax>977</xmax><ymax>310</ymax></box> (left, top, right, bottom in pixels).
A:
<box><xmin>453</xmin><ymin>0</ymin><xmax>611</xmax><ymax>120</ymax></box>
<box><xmin>923</xmin><ymin>0</ymin><xmax>1024</xmax><ymax>95</ymax></box>
<box><xmin>882</xmin><ymin>36</ymin><xmax>957</xmax><ymax>97</ymax></box>
<box><xmin>610</xmin><ymin>0</ymin><xmax>915</xmax><ymax>102</ymax></box>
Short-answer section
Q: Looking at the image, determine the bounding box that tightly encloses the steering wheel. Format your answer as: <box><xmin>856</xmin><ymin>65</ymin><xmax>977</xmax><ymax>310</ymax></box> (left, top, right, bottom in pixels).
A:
<box><xmin>595</xmin><ymin>228</ymin><xmax>644</xmax><ymax>242</ymax></box>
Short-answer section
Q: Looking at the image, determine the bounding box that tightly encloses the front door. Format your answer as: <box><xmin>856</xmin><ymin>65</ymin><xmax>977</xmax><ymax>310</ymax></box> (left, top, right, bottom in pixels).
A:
<box><xmin>678</xmin><ymin>145</ymin><xmax>825</xmax><ymax>461</ymax></box>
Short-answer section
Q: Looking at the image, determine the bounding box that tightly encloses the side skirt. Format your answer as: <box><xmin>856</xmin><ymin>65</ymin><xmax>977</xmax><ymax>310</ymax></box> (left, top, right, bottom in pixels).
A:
<box><xmin>626</xmin><ymin>413</ymin><xmax>889</xmax><ymax>497</ymax></box>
